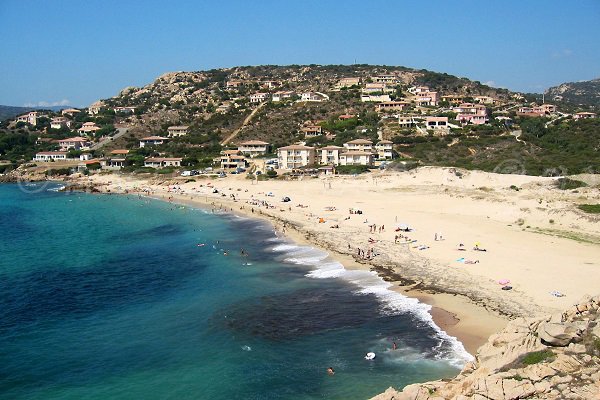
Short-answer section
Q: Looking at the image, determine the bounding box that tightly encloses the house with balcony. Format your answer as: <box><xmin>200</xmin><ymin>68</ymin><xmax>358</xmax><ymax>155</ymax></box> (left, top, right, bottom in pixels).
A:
<box><xmin>249</xmin><ymin>93</ymin><xmax>270</xmax><ymax>103</ymax></box>
<box><xmin>50</xmin><ymin>116</ymin><xmax>70</xmax><ymax>129</ymax></box>
<box><xmin>415</xmin><ymin>91</ymin><xmax>439</xmax><ymax>106</ymax></box>
<box><xmin>78</xmin><ymin>122</ymin><xmax>101</xmax><ymax>136</ymax></box>
<box><xmin>473</xmin><ymin>96</ymin><xmax>496</xmax><ymax>105</ymax></box>
<box><xmin>59</xmin><ymin>137</ymin><xmax>91</xmax><ymax>151</ymax></box>
<box><xmin>88</xmin><ymin>101</ymin><xmax>105</xmax><ymax>115</ymax></box>
<box><xmin>220</xmin><ymin>150</ymin><xmax>247</xmax><ymax>169</ymax></box>
<box><xmin>114</xmin><ymin>106</ymin><xmax>136</xmax><ymax>114</ymax></box>
<box><xmin>101</xmin><ymin>158</ymin><xmax>127</xmax><ymax>170</ymax></box>
<box><xmin>375</xmin><ymin>140</ymin><xmax>394</xmax><ymax>160</ymax></box>
<box><xmin>167</xmin><ymin>125</ymin><xmax>189</xmax><ymax>137</ymax></box>
<box><xmin>372</xmin><ymin>75</ymin><xmax>397</xmax><ymax>84</ymax></box>
<box><xmin>454</xmin><ymin>103</ymin><xmax>489</xmax><ymax>125</ymax></box>
<box><xmin>238</xmin><ymin>140</ymin><xmax>270</xmax><ymax>158</ymax></box>
<box><xmin>440</xmin><ymin>95</ymin><xmax>465</xmax><ymax>105</ymax></box>
<box><xmin>362</xmin><ymin>83</ymin><xmax>393</xmax><ymax>93</ymax></box>
<box><xmin>226</xmin><ymin>80</ymin><xmax>243</xmax><ymax>89</ymax></box>
<box><xmin>144</xmin><ymin>157</ymin><xmax>182</xmax><ymax>168</ymax></box>
<box><xmin>376</xmin><ymin>101</ymin><xmax>409</xmax><ymax>113</ymax></box>
<box><xmin>317</xmin><ymin>146</ymin><xmax>345</xmax><ymax>165</ymax></box>
<box><xmin>301</xmin><ymin>125</ymin><xmax>323</xmax><ymax>138</ymax></box>
<box><xmin>398</xmin><ymin>116</ymin><xmax>418</xmax><ymax>128</ymax></box>
<box><xmin>344</xmin><ymin>138</ymin><xmax>373</xmax><ymax>152</ymax></box>
<box><xmin>61</xmin><ymin>108</ymin><xmax>81</xmax><ymax>116</ymax></box>
<box><xmin>339</xmin><ymin>151</ymin><xmax>374</xmax><ymax>166</ymax></box>
<box><xmin>408</xmin><ymin>86</ymin><xmax>430</xmax><ymax>94</ymax></box>
<box><xmin>277</xmin><ymin>145</ymin><xmax>316</xmax><ymax>170</ymax></box>
<box><xmin>139</xmin><ymin>136</ymin><xmax>169</xmax><ymax>148</ymax></box>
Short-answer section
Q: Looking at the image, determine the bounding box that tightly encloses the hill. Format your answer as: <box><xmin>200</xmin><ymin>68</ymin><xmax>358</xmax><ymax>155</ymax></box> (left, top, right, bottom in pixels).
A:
<box><xmin>545</xmin><ymin>78</ymin><xmax>600</xmax><ymax>108</ymax></box>
<box><xmin>0</xmin><ymin>105</ymin><xmax>72</xmax><ymax>122</ymax></box>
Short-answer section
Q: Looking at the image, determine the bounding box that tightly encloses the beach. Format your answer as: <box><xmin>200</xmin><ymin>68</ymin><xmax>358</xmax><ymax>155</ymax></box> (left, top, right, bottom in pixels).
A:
<box><xmin>71</xmin><ymin>167</ymin><xmax>600</xmax><ymax>354</ymax></box>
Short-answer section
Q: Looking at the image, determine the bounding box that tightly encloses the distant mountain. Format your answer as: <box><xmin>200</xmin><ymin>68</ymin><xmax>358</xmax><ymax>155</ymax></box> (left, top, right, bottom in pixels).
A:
<box><xmin>0</xmin><ymin>105</ymin><xmax>72</xmax><ymax>122</ymax></box>
<box><xmin>545</xmin><ymin>78</ymin><xmax>600</xmax><ymax>108</ymax></box>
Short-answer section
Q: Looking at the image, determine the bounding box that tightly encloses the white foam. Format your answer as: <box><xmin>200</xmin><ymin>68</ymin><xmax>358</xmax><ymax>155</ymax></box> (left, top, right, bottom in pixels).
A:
<box><xmin>302</xmin><ymin>253</ymin><xmax>474</xmax><ymax>367</ymax></box>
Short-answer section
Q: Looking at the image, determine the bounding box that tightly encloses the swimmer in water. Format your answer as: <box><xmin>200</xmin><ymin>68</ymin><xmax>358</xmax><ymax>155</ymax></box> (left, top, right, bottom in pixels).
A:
<box><xmin>327</xmin><ymin>367</ymin><xmax>335</xmax><ymax>375</ymax></box>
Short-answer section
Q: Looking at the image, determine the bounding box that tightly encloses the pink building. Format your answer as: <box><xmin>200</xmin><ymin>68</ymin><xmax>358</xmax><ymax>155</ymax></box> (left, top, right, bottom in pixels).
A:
<box><xmin>454</xmin><ymin>103</ymin><xmax>488</xmax><ymax>125</ymax></box>
<box><xmin>416</xmin><ymin>91</ymin><xmax>439</xmax><ymax>106</ymax></box>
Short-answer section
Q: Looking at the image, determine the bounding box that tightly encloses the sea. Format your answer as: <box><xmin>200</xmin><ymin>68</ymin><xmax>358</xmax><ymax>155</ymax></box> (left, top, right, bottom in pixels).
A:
<box><xmin>0</xmin><ymin>182</ymin><xmax>471</xmax><ymax>400</ymax></box>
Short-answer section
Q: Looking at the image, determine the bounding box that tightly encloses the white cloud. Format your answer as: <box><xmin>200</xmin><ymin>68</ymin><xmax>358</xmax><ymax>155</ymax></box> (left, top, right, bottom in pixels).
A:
<box><xmin>483</xmin><ymin>80</ymin><xmax>496</xmax><ymax>87</ymax></box>
<box><xmin>551</xmin><ymin>49</ymin><xmax>573</xmax><ymax>59</ymax></box>
<box><xmin>23</xmin><ymin>99</ymin><xmax>71</xmax><ymax>108</ymax></box>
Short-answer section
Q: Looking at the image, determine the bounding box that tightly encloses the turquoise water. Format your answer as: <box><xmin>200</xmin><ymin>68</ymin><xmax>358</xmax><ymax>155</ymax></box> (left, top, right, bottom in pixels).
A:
<box><xmin>0</xmin><ymin>183</ymin><xmax>468</xmax><ymax>399</ymax></box>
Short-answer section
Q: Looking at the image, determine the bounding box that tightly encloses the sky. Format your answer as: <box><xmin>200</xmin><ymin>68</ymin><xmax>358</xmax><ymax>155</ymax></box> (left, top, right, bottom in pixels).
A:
<box><xmin>1</xmin><ymin>0</ymin><xmax>599</xmax><ymax>107</ymax></box>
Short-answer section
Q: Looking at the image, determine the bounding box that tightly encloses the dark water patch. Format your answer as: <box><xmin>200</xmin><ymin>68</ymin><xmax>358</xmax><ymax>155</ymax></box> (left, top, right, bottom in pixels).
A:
<box><xmin>0</xmin><ymin>245</ymin><xmax>207</xmax><ymax>333</ymax></box>
<box><xmin>108</xmin><ymin>223</ymin><xmax>186</xmax><ymax>242</ymax></box>
<box><xmin>215</xmin><ymin>287</ymin><xmax>391</xmax><ymax>340</ymax></box>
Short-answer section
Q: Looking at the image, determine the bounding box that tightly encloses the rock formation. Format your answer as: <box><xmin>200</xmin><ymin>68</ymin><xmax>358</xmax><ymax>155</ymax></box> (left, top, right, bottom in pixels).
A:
<box><xmin>371</xmin><ymin>295</ymin><xmax>600</xmax><ymax>400</ymax></box>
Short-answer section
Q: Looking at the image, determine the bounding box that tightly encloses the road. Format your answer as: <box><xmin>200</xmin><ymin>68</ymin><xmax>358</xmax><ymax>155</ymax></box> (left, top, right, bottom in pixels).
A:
<box><xmin>90</xmin><ymin>127</ymin><xmax>129</xmax><ymax>150</ymax></box>
<box><xmin>220</xmin><ymin>103</ymin><xmax>265</xmax><ymax>146</ymax></box>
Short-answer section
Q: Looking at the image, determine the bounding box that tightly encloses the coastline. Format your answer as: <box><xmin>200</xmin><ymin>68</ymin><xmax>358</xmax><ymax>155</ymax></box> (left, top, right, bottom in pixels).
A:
<box><xmin>59</xmin><ymin>167</ymin><xmax>600</xmax><ymax>356</ymax></box>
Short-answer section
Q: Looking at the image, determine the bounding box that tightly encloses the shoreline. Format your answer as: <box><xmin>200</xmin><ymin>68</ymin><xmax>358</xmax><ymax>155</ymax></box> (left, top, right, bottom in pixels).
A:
<box><xmin>59</xmin><ymin>167</ymin><xmax>600</xmax><ymax>356</ymax></box>
<box><xmin>70</xmin><ymin>175</ymin><xmax>509</xmax><ymax>354</ymax></box>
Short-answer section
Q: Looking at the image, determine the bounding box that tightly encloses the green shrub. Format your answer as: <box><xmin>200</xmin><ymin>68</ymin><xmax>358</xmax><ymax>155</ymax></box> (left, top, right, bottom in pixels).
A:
<box><xmin>335</xmin><ymin>165</ymin><xmax>371</xmax><ymax>175</ymax></box>
<box><xmin>555</xmin><ymin>178</ymin><xmax>587</xmax><ymax>190</ymax></box>
<box><xmin>521</xmin><ymin>350</ymin><xmax>554</xmax><ymax>365</ymax></box>
<box><xmin>578</xmin><ymin>204</ymin><xmax>600</xmax><ymax>214</ymax></box>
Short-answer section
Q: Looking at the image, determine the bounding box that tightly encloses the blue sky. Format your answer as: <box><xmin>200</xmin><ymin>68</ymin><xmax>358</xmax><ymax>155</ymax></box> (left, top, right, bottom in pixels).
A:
<box><xmin>1</xmin><ymin>0</ymin><xmax>598</xmax><ymax>107</ymax></box>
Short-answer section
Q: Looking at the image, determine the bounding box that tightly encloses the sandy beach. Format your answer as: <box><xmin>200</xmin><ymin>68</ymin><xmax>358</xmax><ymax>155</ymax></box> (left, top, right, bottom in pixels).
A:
<box><xmin>70</xmin><ymin>167</ymin><xmax>600</xmax><ymax>354</ymax></box>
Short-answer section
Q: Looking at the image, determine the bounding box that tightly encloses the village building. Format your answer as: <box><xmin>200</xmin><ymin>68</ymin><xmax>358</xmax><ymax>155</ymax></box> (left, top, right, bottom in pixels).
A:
<box><xmin>375</xmin><ymin>140</ymin><xmax>394</xmax><ymax>160</ymax></box>
<box><xmin>139</xmin><ymin>136</ymin><xmax>169</xmax><ymax>148</ymax></box>
<box><xmin>454</xmin><ymin>103</ymin><xmax>489</xmax><ymax>125</ymax></box>
<box><xmin>261</xmin><ymin>80</ymin><xmax>280</xmax><ymax>89</ymax></box>
<box><xmin>143</xmin><ymin>157</ymin><xmax>182</xmax><ymax>168</ymax></box>
<box><xmin>339</xmin><ymin>151</ymin><xmax>375</xmax><ymax>166</ymax></box>
<box><xmin>376</xmin><ymin>101</ymin><xmax>409</xmax><ymax>112</ymax></box>
<box><xmin>573</xmin><ymin>112</ymin><xmax>596</xmax><ymax>120</ymax></box>
<box><xmin>101</xmin><ymin>158</ymin><xmax>127</xmax><ymax>170</ymax></box>
<box><xmin>113</xmin><ymin>106</ymin><xmax>136</xmax><ymax>114</ymax></box>
<box><xmin>372</xmin><ymin>75</ymin><xmax>397</xmax><ymax>84</ymax></box>
<box><xmin>344</xmin><ymin>138</ymin><xmax>373</xmax><ymax>152</ymax></box>
<box><xmin>78</xmin><ymin>122</ymin><xmax>101</xmax><ymax>136</ymax></box>
<box><xmin>16</xmin><ymin>111</ymin><xmax>38</xmax><ymax>126</ymax></box>
<box><xmin>216</xmin><ymin>102</ymin><xmax>232</xmax><ymax>113</ymax></box>
<box><xmin>59</xmin><ymin>137</ymin><xmax>91</xmax><ymax>151</ymax></box>
<box><xmin>249</xmin><ymin>93</ymin><xmax>270</xmax><ymax>103</ymax></box>
<box><xmin>167</xmin><ymin>125</ymin><xmax>189</xmax><ymax>137</ymax></box>
<box><xmin>415</xmin><ymin>91</ymin><xmax>439</xmax><ymax>106</ymax></box>
<box><xmin>271</xmin><ymin>91</ymin><xmax>295</xmax><ymax>102</ymax></box>
<box><xmin>408</xmin><ymin>86</ymin><xmax>430</xmax><ymax>94</ymax></box>
<box><xmin>473</xmin><ymin>95</ymin><xmax>496</xmax><ymax>105</ymax></box>
<box><xmin>34</xmin><ymin>151</ymin><xmax>68</xmax><ymax>161</ymax></box>
<box><xmin>398</xmin><ymin>115</ymin><xmax>418</xmax><ymax>128</ymax></box>
<box><xmin>440</xmin><ymin>95</ymin><xmax>465</xmax><ymax>105</ymax></box>
<box><xmin>425</xmin><ymin>116</ymin><xmax>449</xmax><ymax>131</ymax></box>
<box><xmin>226</xmin><ymin>80</ymin><xmax>243</xmax><ymax>89</ymax></box>
<box><xmin>61</xmin><ymin>108</ymin><xmax>81</xmax><ymax>116</ymax></box>
<box><xmin>300</xmin><ymin>92</ymin><xmax>329</xmax><ymax>102</ymax></box>
<box><xmin>88</xmin><ymin>101</ymin><xmax>105</xmax><ymax>115</ymax></box>
<box><xmin>335</xmin><ymin>77</ymin><xmax>361</xmax><ymax>89</ymax></box>
<box><xmin>317</xmin><ymin>146</ymin><xmax>345</xmax><ymax>165</ymax></box>
<box><xmin>277</xmin><ymin>145</ymin><xmax>316</xmax><ymax>169</ymax></box>
<box><xmin>361</xmin><ymin>94</ymin><xmax>391</xmax><ymax>102</ymax></box>
<box><xmin>362</xmin><ymin>83</ymin><xmax>393</xmax><ymax>93</ymax></box>
<box><xmin>238</xmin><ymin>140</ymin><xmax>270</xmax><ymax>158</ymax></box>
<box><xmin>50</xmin><ymin>116</ymin><xmax>70</xmax><ymax>129</ymax></box>
<box><xmin>301</xmin><ymin>125</ymin><xmax>323</xmax><ymax>137</ymax></box>
<box><xmin>219</xmin><ymin>150</ymin><xmax>247</xmax><ymax>169</ymax></box>
<box><xmin>79</xmin><ymin>153</ymin><xmax>93</xmax><ymax>161</ymax></box>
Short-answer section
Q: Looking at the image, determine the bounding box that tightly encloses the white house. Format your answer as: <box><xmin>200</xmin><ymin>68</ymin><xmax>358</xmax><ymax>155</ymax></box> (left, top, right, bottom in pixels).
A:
<box><xmin>144</xmin><ymin>157</ymin><xmax>182</xmax><ymax>168</ymax></box>
<box><xmin>425</xmin><ymin>117</ymin><xmax>449</xmax><ymax>132</ymax></box>
<box><xmin>301</xmin><ymin>125</ymin><xmax>323</xmax><ymax>137</ymax></box>
<box><xmin>398</xmin><ymin>116</ymin><xmax>418</xmax><ymax>128</ymax></box>
<box><xmin>139</xmin><ymin>136</ymin><xmax>169</xmax><ymax>148</ymax></box>
<box><xmin>16</xmin><ymin>111</ymin><xmax>38</xmax><ymax>126</ymax></box>
<box><xmin>300</xmin><ymin>92</ymin><xmax>329</xmax><ymax>102</ymax></box>
<box><xmin>272</xmin><ymin>91</ymin><xmax>295</xmax><ymax>102</ymax></box>
<box><xmin>249</xmin><ymin>93</ymin><xmax>270</xmax><ymax>103</ymax></box>
<box><xmin>58</xmin><ymin>137</ymin><xmax>91</xmax><ymax>151</ymax></box>
<box><xmin>78</xmin><ymin>122</ymin><xmax>101</xmax><ymax>136</ymax></box>
<box><xmin>238</xmin><ymin>140</ymin><xmax>270</xmax><ymax>158</ymax></box>
<box><xmin>573</xmin><ymin>112</ymin><xmax>596</xmax><ymax>120</ymax></box>
<box><xmin>375</xmin><ymin>140</ymin><xmax>394</xmax><ymax>160</ymax></box>
<box><xmin>317</xmin><ymin>146</ymin><xmax>345</xmax><ymax>165</ymax></box>
<box><xmin>50</xmin><ymin>117</ymin><xmax>70</xmax><ymax>130</ymax></box>
<box><xmin>167</xmin><ymin>125</ymin><xmax>189</xmax><ymax>137</ymax></box>
<box><xmin>34</xmin><ymin>151</ymin><xmax>67</xmax><ymax>161</ymax></box>
<box><xmin>220</xmin><ymin>150</ymin><xmax>247</xmax><ymax>169</ymax></box>
<box><xmin>339</xmin><ymin>151</ymin><xmax>374</xmax><ymax>166</ymax></box>
<box><xmin>114</xmin><ymin>106</ymin><xmax>136</xmax><ymax>114</ymax></box>
<box><xmin>277</xmin><ymin>145</ymin><xmax>316</xmax><ymax>170</ymax></box>
<box><xmin>88</xmin><ymin>101</ymin><xmax>105</xmax><ymax>115</ymax></box>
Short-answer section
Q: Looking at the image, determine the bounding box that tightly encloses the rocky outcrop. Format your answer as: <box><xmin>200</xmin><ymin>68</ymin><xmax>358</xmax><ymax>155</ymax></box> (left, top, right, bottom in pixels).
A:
<box><xmin>370</xmin><ymin>295</ymin><xmax>600</xmax><ymax>400</ymax></box>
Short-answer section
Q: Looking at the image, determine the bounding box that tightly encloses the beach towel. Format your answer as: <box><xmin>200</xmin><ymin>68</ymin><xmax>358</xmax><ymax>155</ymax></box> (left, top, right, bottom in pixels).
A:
<box><xmin>550</xmin><ymin>291</ymin><xmax>565</xmax><ymax>297</ymax></box>
<box><xmin>456</xmin><ymin>258</ymin><xmax>465</xmax><ymax>263</ymax></box>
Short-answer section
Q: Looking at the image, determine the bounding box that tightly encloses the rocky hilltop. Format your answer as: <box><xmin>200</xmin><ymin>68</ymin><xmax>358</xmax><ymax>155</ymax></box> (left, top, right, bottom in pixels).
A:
<box><xmin>546</xmin><ymin>78</ymin><xmax>600</xmax><ymax>108</ymax></box>
<box><xmin>371</xmin><ymin>295</ymin><xmax>600</xmax><ymax>400</ymax></box>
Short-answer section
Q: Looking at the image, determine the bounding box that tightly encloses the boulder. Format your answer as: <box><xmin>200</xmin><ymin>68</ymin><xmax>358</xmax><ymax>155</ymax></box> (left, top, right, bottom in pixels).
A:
<box><xmin>538</xmin><ymin>322</ymin><xmax>583</xmax><ymax>346</ymax></box>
